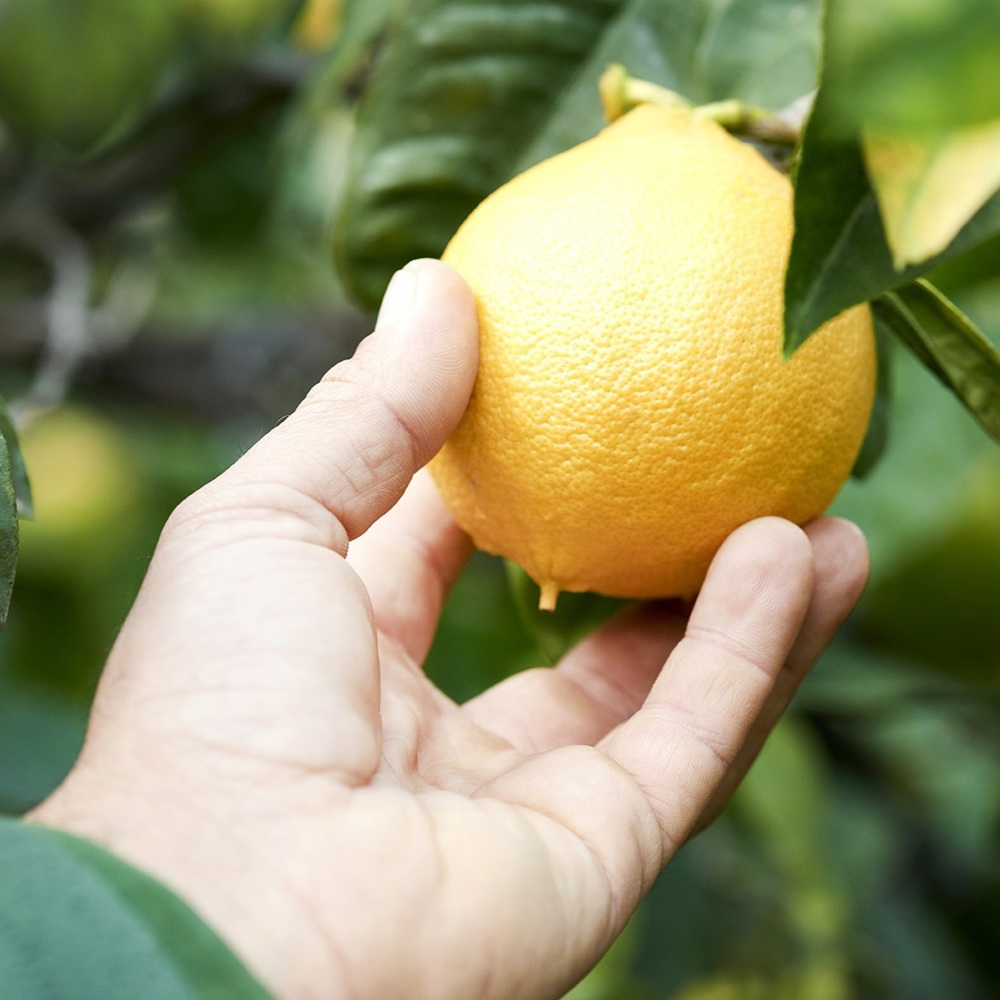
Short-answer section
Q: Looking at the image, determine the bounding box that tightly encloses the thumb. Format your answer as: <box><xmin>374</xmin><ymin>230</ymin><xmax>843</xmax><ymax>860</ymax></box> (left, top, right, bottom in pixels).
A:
<box><xmin>180</xmin><ymin>258</ymin><xmax>478</xmax><ymax>554</ymax></box>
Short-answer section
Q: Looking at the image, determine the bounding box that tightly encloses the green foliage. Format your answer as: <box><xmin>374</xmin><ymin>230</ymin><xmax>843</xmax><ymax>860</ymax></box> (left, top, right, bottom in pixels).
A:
<box><xmin>335</xmin><ymin>0</ymin><xmax>625</xmax><ymax>309</ymax></box>
<box><xmin>784</xmin><ymin>0</ymin><xmax>1000</xmax><ymax>350</ymax></box>
<box><xmin>179</xmin><ymin>0</ymin><xmax>303</xmax><ymax>45</ymax></box>
<box><xmin>335</xmin><ymin>0</ymin><xmax>822</xmax><ymax>309</ymax></box>
<box><xmin>874</xmin><ymin>281</ymin><xmax>1000</xmax><ymax>442</ymax></box>
<box><xmin>783</xmin><ymin>105</ymin><xmax>1000</xmax><ymax>351</ymax></box>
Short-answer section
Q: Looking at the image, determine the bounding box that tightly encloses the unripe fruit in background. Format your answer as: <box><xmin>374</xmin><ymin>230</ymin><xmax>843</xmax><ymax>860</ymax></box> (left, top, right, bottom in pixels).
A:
<box><xmin>0</xmin><ymin>0</ymin><xmax>177</xmax><ymax>155</ymax></box>
<box><xmin>178</xmin><ymin>0</ymin><xmax>297</xmax><ymax>43</ymax></box>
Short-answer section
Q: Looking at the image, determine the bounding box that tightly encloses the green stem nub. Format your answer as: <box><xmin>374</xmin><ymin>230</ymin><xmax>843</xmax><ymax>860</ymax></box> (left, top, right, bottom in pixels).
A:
<box><xmin>599</xmin><ymin>64</ymin><xmax>800</xmax><ymax>146</ymax></box>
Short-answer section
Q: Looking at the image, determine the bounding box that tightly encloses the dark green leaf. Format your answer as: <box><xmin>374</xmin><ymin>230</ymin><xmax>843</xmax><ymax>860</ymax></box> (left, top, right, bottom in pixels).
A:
<box><xmin>0</xmin><ymin>396</ymin><xmax>33</xmax><ymax>519</ymax></box>
<box><xmin>0</xmin><ymin>434</ymin><xmax>18</xmax><ymax>632</ymax></box>
<box><xmin>336</xmin><ymin>0</ymin><xmax>822</xmax><ymax>310</ymax></box>
<box><xmin>873</xmin><ymin>280</ymin><xmax>1000</xmax><ymax>444</ymax></box>
<box><xmin>505</xmin><ymin>560</ymin><xmax>628</xmax><ymax>665</ymax></box>
<box><xmin>334</xmin><ymin>0</ymin><xmax>624</xmax><ymax>309</ymax></box>
<box><xmin>0</xmin><ymin>819</ymin><xmax>271</xmax><ymax>999</ymax></box>
<box><xmin>784</xmin><ymin>96</ymin><xmax>1000</xmax><ymax>352</ymax></box>
<box><xmin>515</xmin><ymin>0</ymin><xmax>821</xmax><ymax>171</ymax></box>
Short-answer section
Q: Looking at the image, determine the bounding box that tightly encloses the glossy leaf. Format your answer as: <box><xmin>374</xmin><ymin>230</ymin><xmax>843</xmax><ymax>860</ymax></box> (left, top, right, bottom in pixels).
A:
<box><xmin>0</xmin><ymin>433</ymin><xmax>17</xmax><ymax>631</ymax></box>
<box><xmin>784</xmin><ymin>94</ymin><xmax>1000</xmax><ymax>351</ymax></box>
<box><xmin>335</xmin><ymin>0</ymin><xmax>624</xmax><ymax>309</ymax></box>
<box><xmin>874</xmin><ymin>280</ymin><xmax>1000</xmax><ymax>444</ymax></box>
<box><xmin>514</xmin><ymin>0</ymin><xmax>820</xmax><ymax>171</ymax></box>
<box><xmin>863</xmin><ymin>120</ymin><xmax>1000</xmax><ymax>269</ymax></box>
<box><xmin>784</xmin><ymin>0</ymin><xmax>1000</xmax><ymax>351</ymax></box>
<box><xmin>336</xmin><ymin>0</ymin><xmax>822</xmax><ymax>309</ymax></box>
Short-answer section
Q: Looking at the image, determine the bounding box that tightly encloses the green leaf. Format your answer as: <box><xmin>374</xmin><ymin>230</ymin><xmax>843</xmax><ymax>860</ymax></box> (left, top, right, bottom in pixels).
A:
<box><xmin>0</xmin><ymin>396</ymin><xmax>33</xmax><ymax>519</ymax></box>
<box><xmin>862</xmin><ymin>119</ymin><xmax>1000</xmax><ymax>270</ymax></box>
<box><xmin>336</xmin><ymin>0</ymin><xmax>822</xmax><ymax>310</ymax></box>
<box><xmin>873</xmin><ymin>280</ymin><xmax>1000</xmax><ymax>444</ymax></box>
<box><xmin>0</xmin><ymin>819</ymin><xmax>271</xmax><ymax>999</ymax></box>
<box><xmin>505</xmin><ymin>560</ymin><xmax>629</xmax><ymax>665</ymax></box>
<box><xmin>784</xmin><ymin>0</ymin><xmax>1000</xmax><ymax>351</ymax></box>
<box><xmin>514</xmin><ymin>0</ymin><xmax>820</xmax><ymax>171</ymax></box>
<box><xmin>334</xmin><ymin>0</ymin><xmax>624</xmax><ymax>309</ymax></box>
<box><xmin>824</xmin><ymin>0</ymin><xmax>1000</xmax><ymax>134</ymax></box>
<box><xmin>783</xmin><ymin>95</ymin><xmax>1000</xmax><ymax>351</ymax></box>
<box><xmin>0</xmin><ymin>433</ymin><xmax>18</xmax><ymax>632</ymax></box>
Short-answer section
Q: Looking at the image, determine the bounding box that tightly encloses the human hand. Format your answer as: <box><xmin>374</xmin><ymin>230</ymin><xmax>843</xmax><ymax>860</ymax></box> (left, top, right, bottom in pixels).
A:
<box><xmin>30</xmin><ymin>259</ymin><xmax>869</xmax><ymax>999</ymax></box>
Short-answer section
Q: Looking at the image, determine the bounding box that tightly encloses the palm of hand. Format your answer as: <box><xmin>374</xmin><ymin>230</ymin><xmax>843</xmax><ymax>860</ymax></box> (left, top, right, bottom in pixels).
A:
<box><xmin>31</xmin><ymin>261</ymin><xmax>867</xmax><ymax>1000</ymax></box>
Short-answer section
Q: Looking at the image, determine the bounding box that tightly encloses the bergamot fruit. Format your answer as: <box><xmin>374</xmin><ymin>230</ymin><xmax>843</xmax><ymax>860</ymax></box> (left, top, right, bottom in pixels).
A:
<box><xmin>429</xmin><ymin>103</ymin><xmax>876</xmax><ymax>609</ymax></box>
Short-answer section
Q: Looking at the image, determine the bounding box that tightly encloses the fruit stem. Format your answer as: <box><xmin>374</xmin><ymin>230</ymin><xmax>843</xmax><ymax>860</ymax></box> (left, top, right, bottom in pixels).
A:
<box><xmin>695</xmin><ymin>99</ymin><xmax>800</xmax><ymax>146</ymax></box>
<box><xmin>599</xmin><ymin>64</ymin><xmax>801</xmax><ymax>146</ymax></box>
<box><xmin>538</xmin><ymin>581</ymin><xmax>559</xmax><ymax>613</ymax></box>
<box><xmin>599</xmin><ymin>64</ymin><xmax>688</xmax><ymax>122</ymax></box>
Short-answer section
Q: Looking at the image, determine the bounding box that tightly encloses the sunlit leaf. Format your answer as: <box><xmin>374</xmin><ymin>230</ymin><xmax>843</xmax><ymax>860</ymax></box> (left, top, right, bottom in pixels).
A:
<box><xmin>863</xmin><ymin>120</ymin><xmax>1000</xmax><ymax>269</ymax></box>
<box><xmin>784</xmin><ymin>0</ymin><xmax>1000</xmax><ymax>351</ymax></box>
<box><xmin>784</xmin><ymin>95</ymin><xmax>1000</xmax><ymax>352</ymax></box>
<box><xmin>874</xmin><ymin>280</ymin><xmax>1000</xmax><ymax>443</ymax></box>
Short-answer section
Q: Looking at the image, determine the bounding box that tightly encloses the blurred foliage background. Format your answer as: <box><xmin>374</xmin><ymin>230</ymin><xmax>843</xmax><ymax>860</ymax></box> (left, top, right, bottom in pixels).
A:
<box><xmin>0</xmin><ymin>1</ymin><xmax>997</xmax><ymax>998</ymax></box>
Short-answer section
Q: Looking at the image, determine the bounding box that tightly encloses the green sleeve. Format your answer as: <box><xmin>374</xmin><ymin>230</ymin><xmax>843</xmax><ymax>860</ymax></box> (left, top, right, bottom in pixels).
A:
<box><xmin>0</xmin><ymin>816</ymin><xmax>271</xmax><ymax>999</ymax></box>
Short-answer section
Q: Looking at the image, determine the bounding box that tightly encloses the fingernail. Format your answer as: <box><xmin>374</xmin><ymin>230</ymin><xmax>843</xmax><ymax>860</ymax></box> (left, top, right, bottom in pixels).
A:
<box><xmin>375</xmin><ymin>267</ymin><xmax>418</xmax><ymax>331</ymax></box>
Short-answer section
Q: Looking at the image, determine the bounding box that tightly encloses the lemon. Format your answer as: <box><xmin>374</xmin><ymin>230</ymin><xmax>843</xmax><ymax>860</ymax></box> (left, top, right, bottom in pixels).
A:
<box><xmin>429</xmin><ymin>104</ymin><xmax>876</xmax><ymax>608</ymax></box>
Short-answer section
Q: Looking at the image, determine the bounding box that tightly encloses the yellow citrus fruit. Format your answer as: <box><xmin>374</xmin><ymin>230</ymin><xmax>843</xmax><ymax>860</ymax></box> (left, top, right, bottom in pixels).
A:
<box><xmin>429</xmin><ymin>103</ymin><xmax>877</xmax><ymax>608</ymax></box>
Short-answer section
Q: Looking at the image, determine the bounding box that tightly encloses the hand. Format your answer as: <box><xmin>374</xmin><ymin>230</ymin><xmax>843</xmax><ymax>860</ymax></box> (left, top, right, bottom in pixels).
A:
<box><xmin>30</xmin><ymin>259</ymin><xmax>869</xmax><ymax>999</ymax></box>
